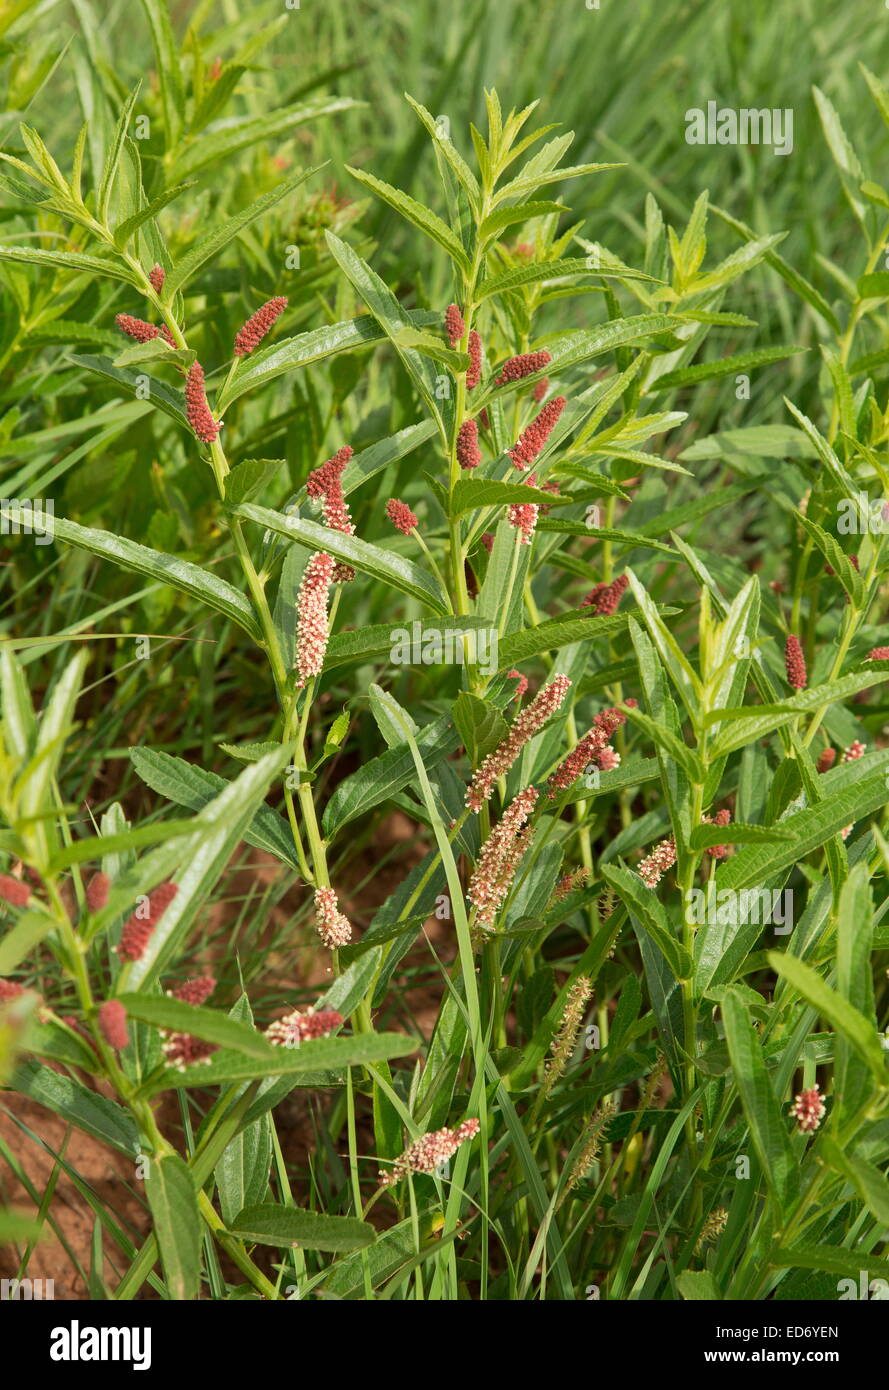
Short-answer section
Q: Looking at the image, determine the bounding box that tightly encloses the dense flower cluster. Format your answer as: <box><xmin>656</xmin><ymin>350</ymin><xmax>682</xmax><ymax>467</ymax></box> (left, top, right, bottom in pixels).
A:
<box><xmin>507</xmin><ymin>668</ymin><xmax>528</xmax><ymax>700</ymax></box>
<box><xmin>444</xmin><ymin>303</ymin><xmax>466</xmax><ymax>347</ymax></box>
<box><xmin>790</xmin><ymin>1083</ymin><xmax>825</xmax><ymax>1134</ymax></box>
<box><xmin>547</xmin><ymin>706</ymin><xmax>627</xmax><ymax>797</ymax></box>
<box><xmin>117</xmin><ymin>883</ymin><xmax>178</xmax><ymax>962</ymax></box>
<box><xmin>295</xmin><ymin>552</ymin><xmax>335</xmax><ymax>688</ymax></box>
<box><xmin>544</xmin><ymin>976</ymin><xmax>592</xmax><ymax>1094</ymax></box>
<box><xmin>86</xmin><ymin>871</ymin><xmax>110</xmax><ymax>913</ymax></box>
<box><xmin>0</xmin><ymin>979</ymin><xmax>26</xmax><ymax>1000</ymax></box>
<box><xmin>509</xmin><ymin>396</ymin><xmax>566</xmax><ymax>469</ymax></box>
<box><xmin>457</xmin><ymin>418</ymin><xmax>481</xmax><ymax>470</ymax></box>
<box><xmin>0</xmin><ymin>874</ymin><xmax>29</xmax><ymax>909</ymax></box>
<box><xmin>466</xmin><ymin>675</ymin><xmax>571</xmax><ymax>811</ymax></box>
<box><xmin>466</xmin><ymin>330</ymin><xmax>482</xmax><ymax>390</ymax></box>
<box><xmin>507</xmin><ymin>472</ymin><xmax>539</xmax><ymax>545</ymax></box>
<box><xmin>386</xmin><ymin>499</ymin><xmax>418</xmax><ymax>534</ymax></box>
<box><xmin>637</xmin><ymin>836</ymin><xmax>678</xmax><ymax>888</ymax></box>
<box><xmin>467</xmin><ymin>786</ymin><xmax>537</xmax><ymax>929</ymax></box>
<box><xmin>265</xmin><ymin>1007</ymin><xmax>343</xmax><ymax>1046</ymax></box>
<box><xmin>148</xmin><ymin>263</ymin><xmax>165</xmax><ymax>293</ymax></box>
<box><xmin>784</xmin><ymin>634</ymin><xmax>807</xmax><ymax>690</ymax></box>
<box><xmin>494</xmin><ymin>351</ymin><xmax>551</xmax><ymax>386</ymax></box>
<box><xmin>306</xmin><ymin>446</ymin><xmax>355</xmax><ymax>580</ymax></box>
<box><xmin>161</xmin><ymin>1033</ymin><xmax>218</xmax><ymax>1072</ymax></box>
<box><xmin>169</xmin><ymin>976</ymin><xmax>216</xmax><ymax>1006</ymax></box>
<box><xmin>313</xmin><ymin>887</ymin><xmax>352</xmax><ymax>948</ymax></box>
<box><xmin>581</xmin><ymin>574</ymin><xmax>629</xmax><ymax>615</ymax></box>
<box><xmin>866</xmin><ymin>647</ymin><xmax>889</xmax><ymax>661</ymax></box>
<box><xmin>184</xmin><ymin>362</ymin><xmax>220</xmax><ymax>443</ymax></box>
<box><xmin>380</xmin><ymin>1118</ymin><xmax>480</xmax><ymax>1186</ymax></box>
<box><xmin>234</xmin><ymin>296</ymin><xmax>288</xmax><ymax>355</ymax></box>
<box><xmin>816</xmin><ymin>747</ymin><xmax>837</xmax><ymax>773</ymax></box>
<box><xmin>98</xmin><ymin>1000</ymin><xmax>129</xmax><ymax>1050</ymax></box>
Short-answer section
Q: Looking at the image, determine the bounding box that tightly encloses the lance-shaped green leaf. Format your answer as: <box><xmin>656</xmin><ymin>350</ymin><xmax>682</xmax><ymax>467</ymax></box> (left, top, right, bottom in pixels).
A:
<box><xmin>148</xmin><ymin>1031</ymin><xmax>417</xmax><ymax>1091</ymax></box>
<box><xmin>767</xmin><ymin>952</ymin><xmax>886</xmax><ymax>1084</ymax></box>
<box><xmin>228</xmin><ymin>1204</ymin><xmax>375</xmax><ymax>1252</ymax></box>
<box><xmin>651</xmin><ymin>345</ymin><xmax>804</xmax><ymax>392</ymax></box>
<box><xmin>707</xmin><ymin>668</ymin><xmax>889</xmax><ymax>755</ymax></box>
<box><xmin>476</xmin><ymin>256</ymin><xmax>603</xmax><ymax>301</ymax></box>
<box><xmin>689</xmin><ymin>823</ymin><xmax>794</xmax><ymax>849</ymax></box>
<box><xmin>0</xmin><ymin>244</ymin><xmax>140</xmax><ymax>286</ymax></box>
<box><xmin>345</xmin><ymin>165</ymin><xmax>471</xmax><ymax>274</ymax></box>
<box><xmin>117</xmin><ymin>995</ymin><xmax>278</xmax><ymax>1058</ymax></box>
<box><xmin>497</xmin><ymin>608</ymin><xmax>660</xmax><ymax>669</ymax></box>
<box><xmin>144</xmin><ymin>1153</ymin><xmax>200</xmax><ymax>1300</ymax></box>
<box><xmin>821</xmin><ymin>1137</ymin><xmax>889</xmax><ymax>1226</ymax></box>
<box><xmin>722</xmin><ymin>987</ymin><xmax>799</xmax><ymax>1215</ymax></box>
<box><xmin>600</xmin><ymin>863</ymin><xmax>692</xmax><ymax>980</ymax></box>
<box><xmin>794</xmin><ymin>510</ymin><xmax>865</xmax><ymax>607</ymax></box>
<box><xmin>0</xmin><ymin>505</ymin><xmax>262</xmax><ymax>642</ymax></box>
<box><xmin>620</xmin><ymin>701</ymin><xmax>705</xmax><ymax>783</ymax></box>
<box><xmin>626</xmin><ymin>569</ymin><xmax>702</xmax><ymax>715</ymax></box>
<box><xmin>835</xmin><ymin>863</ymin><xmax>876</xmax><ymax>1123</ymax></box>
<box><xmin>10</xmin><ymin>1059</ymin><xmax>139</xmax><ymax>1154</ymax></box>
<box><xmin>783</xmin><ymin>398</ymin><xmax>858</xmax><ymax>500</ymax></box>
<box><xmin>68</xmin><ymin>353</ymin><xmax>189</xmax><ymax>427</ymax></box>
<box><xmin>168</xmin><ymin>97</ymin><xmax>361</xmax><ymax>181</ymax></box>
<box><xmin>232</xmin><ymin>503</ymin><xmax>449</xmax><ymax>614</ymax></box>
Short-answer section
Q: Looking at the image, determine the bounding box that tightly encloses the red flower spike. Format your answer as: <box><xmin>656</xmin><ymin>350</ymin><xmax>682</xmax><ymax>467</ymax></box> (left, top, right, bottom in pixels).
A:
<box><xmin>466</xmin><ymin>331</ymin><xmax>482</xmax><ymax>390</ymax></box>
<box><xmin>98</xmin><ymin>1000</ymin><xmax>129</xmax><ymax>1050</ymax></box>
<box><xmin>509</xmin><ymin>396</ymin><xmax>566</xmax><ymax>470</ymax></box>
<box><xmin>116</xmin><ymin>314</ymin><xmax>160</xmax><ymax>343</ymax></box>
<box><xmin>234</xmin><ymin>296</ymin><xmax>288</xmax><ymax>356</ymax></box>
<box><xmin>494</xmin><ymin>351</ymin><xmax>551</xmax><ymax>387</ymax></box>
<box><xmin>0</xmin><ymin>874</ymin><xmax>29</xmax><ymax>909</ymax></box>
<box><xmin>171</xmin><ymin>976</ymin><xmax>216</xmax><ymax>1007</ymax></box>
<box><xmin>86</xmin><ymin>872</ymin><xmax>110</xmax><ymax>914</ymax></box>
<box><xmin>784</xmin><ymin>634</ymin><xmax>807</xmax><ymax>690</ymax></box>
<box><xmin>386</xmin><ymin>499</ymin><xmax>418</xmax><ymax>535</ymax></box>
<box><xmin>184</xmin><ymin>362</ymin><xmax>220</xmax><ymax>443</ymax></box>
<box><xmin>444</xmin><ymin>304</ymin><xmax>466</xmax><ymax>347</ymax></box>
<box><xmin>148</xmin><ymin>264</ymin><xmax>165</xmax><ymax>293</ymax></box>
<box><xmin>457</xmin><ymin>419</ymin><xmax>481</xmax><ymax>470</ymax></box>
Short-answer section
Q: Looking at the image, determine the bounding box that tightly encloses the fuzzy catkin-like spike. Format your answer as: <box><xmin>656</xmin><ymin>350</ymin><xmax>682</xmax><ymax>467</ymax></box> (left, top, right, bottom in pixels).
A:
<box><xmin>295</xmin><ymin>552</ymin><xmax>335</xmax><ymax>688</ymax></box>
<box><xmin>509</xmin><ymin>396</ymin><xmax>566</xmax><ymax>470</ymax></box>
<box><xmin>507</xmin><ymin>668</ymin><xmax>528</xmax><ymax>701</ymax></box>
<box><xmin>456</xmin><ymin>418</ymin><xmax>481</xmax><ymax>470</ymax></box>
<box><xmin>544</xmin><ymin>976</ymin><xmax>593</xmax><ymax>1096</ymax></box>
<box><xmin>637</xmin><ymin>836</ymin><xmax>677</xmax><ymax>888</ymax></box>
<box><xmin>547</xmin><ymin>706</ymin><xmax>626</xmax><ymax>798</ymax></box>
<box><xmin>184</xmin><ymin>362</ymin><xmax>220</xmax><ymax>443</ymax></box>
<box><xmin>0</xmin><ymin>979</ymin><xmax>25</xmax><ymax>1001</ymax></box>
<box><xmin>866</xmin><ymin>646</ymin><xmax>889</xmax><ymax>661</ymax></box>
<box><xmin>467</xmin><ymin>787</ymin><xmax>538</xmax><ymax>929</ymax></box>
<box><xmin>170</xmin><ymin>975</ymin><xmax>216</xmax><ymax>1007</ymax></box>
<box><xmin>115</xmin><ymin>313</ymin><xmax>160</xmax><ymax>343</ymax></box>
<box><xmin>98</xmin><ymin>1000</ymin><xmax>129</xmax><ymax>1050</ymax></box>
<box><xmin>494</xmin><ymin>351</ymin><xmax>551</xmax><ymax>386</ymax></box>
<box><xmin>444</xmin><ymin>304</ymin><xmax>465</xmax><ymax>347</ymax></box>
<box><xmin>379</xmin><ymin>1118</ymin><xmax>480</xmax><ymax>1186</ymax></box>
<box><xmin>86</xmin><ymin>872</ymin><xmax>110</xmax><ymax>913</ymax></box>
<box><xmin>816</xmin><ymin>747</ymin><xmax>837</xmax><ymax>774</ymax></box>
<box><xmin>386</xmin><ymin>499</ymin><xmax>418</xmax><ymax>534</ymax></box>
<box><xmin>265</xmin><ymin>1007</ymin><xmax>343</xmax><ymax>1046</ymax></box>
<box><xmin>313</xmin><ymin>887</ymin><xmax>351</xmax><ymax>948</ymax></box>
<box><xmin>306</xmin><ymin>446</ymin><xmax>355</xmax><ymax>579</ymax></box>
<box><xmin>784</xmin><ymin>634</ymin><xmax>807</xmax><ymax>690</ymax></box>
<box><xmin>507</xmin><ymin>472</ymin><xmax>539</xmax><ymax>545</ymax></box>
<box><xmin>581</xmin><ymin>574</ymin><xmax>628</xmax><ymax>615</ymax></box>
<box><xmin>790</xmin><ymin>1083</ymin><xmax>825</xmax><ymax>1134</ymax></box>
<box><xmin>148</xmin><ymin>264</ymin><xmax>165</xmax><ymax>293</ymax></box>
<box><xmin>563</xmin><ymin>1098</ymin><xmax>616</xmax><ymax>1196</ymax></box>
<box><xmin>117</xmin><ymin>882</ymin><xmax>178</xmax><ymax>962</ymax></box>
<box><xmin>0</xmin><ymin>874</ymin><xmax>29</xmax><ymax>909</ymax></box>
<box><xmin>466</xmin><ymin>676</ymin><xmax>571</xmax><ymax>811</ymax></box>
<box><xmin>234</xmin><ymin>296</ymin><xmax>288</xmax><ymax>356</ymax></box>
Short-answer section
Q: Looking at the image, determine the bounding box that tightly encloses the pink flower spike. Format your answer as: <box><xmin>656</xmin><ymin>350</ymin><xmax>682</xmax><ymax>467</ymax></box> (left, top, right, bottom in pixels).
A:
<box><xmin>86</xmin><ymin>872</ymin><xmax>110</xmax><ymax>913</ymax></box>
<box><xmin>495</xmin><ymin>351</ymin><xmax>551</xmax><ymax>386</ymax></box>
<box><xmin>115</xmin><ymin>314</ymin><xmax>160</xmax><ymax>343</ymax></box>
<box><xmin>98</xmin><ymin>1000</ymin><xmax>129</xmax><ymax>1051</ymax></box>
<box><xmin>295</xmin><ymin>552</ymin><xmax>335</xmax><ymax>688</ymax></box>
<box><xmin>509</xmin><ymin>396</ymin><xmax>566</xmax><ymax>470</ymax></box>
<box><xmin>507</xmin><ymin>472</ymin><xmax>539</xmax><ymax>545</ymax></box>
<box><xmin>313</xmin><ymin>887</ymin><xmax>352</xmax><ymax>948</ymax></box>
<box><xmin>380</xmin><ymin>1118</ymin><xmax>480</xmax><ymax>1186</ymax></box>
<box><xmin>842</xmin><ymin>740</ymin><xmax>866</xmax><ymax>762</ymax></box>
<box><xmin>816</xmin><ymin>747</ymin><xmax>836</xmax><ymax>774</ymax></box>
<box><xmin>265</xmin><ymin>1007</ymin><xmax>343</xmax><ymax>1046</ymax></box>
<box><xmin>508</xmin><ymin>669</ymin><xmax>528</xmax><ymax>701</ymax></box>
<box><xmin>533</xmin><ymin>376</ymin><xmax>549</xmax><ymax>403</ymax></box>
<box><xmin>0</xmin><ymin>874</ymin><xmax>30</xmax><ymax>909</ymax></box>
<box><xmin>637</xmin><ymin>836</ymin><xmax>677</xmax><ymax>888</ymax></box>
<box><xmin>444</xmin><ymin>304</ymin><xmax>466</xmax><ymax>347</ymax></box>
<box><xmin>117</xmin><ymin>883</ymin><xmax>178</xmax><ymax>962</ymax></box>
<box><xmin>468</xmin><ymin>788</ymin><xmax>537</xmax><ymax>930</ymax></box>
<box><xmin>784</xmin><ymin>634</ymin><xmax>807</xmax><ymax>690</ymax></box>
<box><xmin>790</xmin><ymin>1083</ymin><xmax>825</xmax><ymax>1134</ymax></box>
<box><xmin>457</xmin><ymin>419</ymin><xmax>481</xmax><ymax>470</ymax></box>
<box><xmin>466</xmin><ymin>675</ymin><xmax>571</xmax><ymax>812</ymax></box>
<box><xmin>866</xmin><ymin>646</ymin><xmax>889</xmax><ymax>661</ymax></box>
<box><xmin>234</xmin><ymin>296</ymin><xmax>288</xmax><ymax>356</ymax></box>
<box><xmin>581</xmin><ymin>574</ymin><xmax>628</xmax><ymax>615</ymax></box>
<box><xmin>184</xmin><ymin>362</ymin><xmax>220</xmax><ymax>443</ymax></box>
<box><xmin>306</xmin><ymin>446</ymin><xmax>355</xmax><ymax>579</ymax></box>
<box><xmin>170</xmin><ymin>975</ymin><xmax>216</xmax><ymax>1007</ymax></box>
<box><xmin>148</xmin><ymin>264</ymin><xmax>166</xmax><ymax>293</ymax></box>
<box><xmin>0</xmin><ymin>979</ymin><xmax>26</xmax><ymax>1001</ymax></box>
<box><xmin>386</xmin><ymin>499</ymin><xmax>418</xmax><ymax>535</ymax></box>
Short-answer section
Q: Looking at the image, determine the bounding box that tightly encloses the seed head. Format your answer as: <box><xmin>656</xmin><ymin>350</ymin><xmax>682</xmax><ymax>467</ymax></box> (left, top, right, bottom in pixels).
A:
<box><xmin>466</xmin><ymin>675</ymin><xmax>571</xmax><ymax>811</ymax></box>
<box><xmin>295</xmin><ymin>552</ymin><xmax>335</xmax><ymax>688</ymax></box>
<box><xmin>98</xmin><ymin>999</ymin><xmax>129</xmax><ymax>1050</ymax></box>
<box><xmin>457</xmin><ymin>418</ymin><xmax>481</xmax><ymax>470</ymax></box>
<box><xmin>509</xmin><ymin>396</ymin><xmax>566</xmax><ymax>470</ymax></box>
<box><xmin>380</xmin><ymin>1118</ymin><xmax>480</xmax><ymax>1186</ymax></box>
<box><xmin>784</xmin><ymin>634</ymin><xmax>807</xmax><ymax>690</ymax></box>
<box><xmin>386</xmin><ymin>499</ymin><xmax>418</xmax><ymax>534</ymax></box>
<box><xmin>234</xmin><ymin>296</ymin><xmax>288</xmax><ymax>356</ymax></box>
<box><xmin>184</xmin><ymin>362</ymin><xmax>220</xmax><ymax>443</ymax></box>
<box><xmin>313</xmin><ymin>887</ymin><xmax>352</xmax><ymax>949</ymax></box>
<box><xmin>544</xmin><ymin>976</ymin><xmax>592</xmax><ymax>1095</ymax></box>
